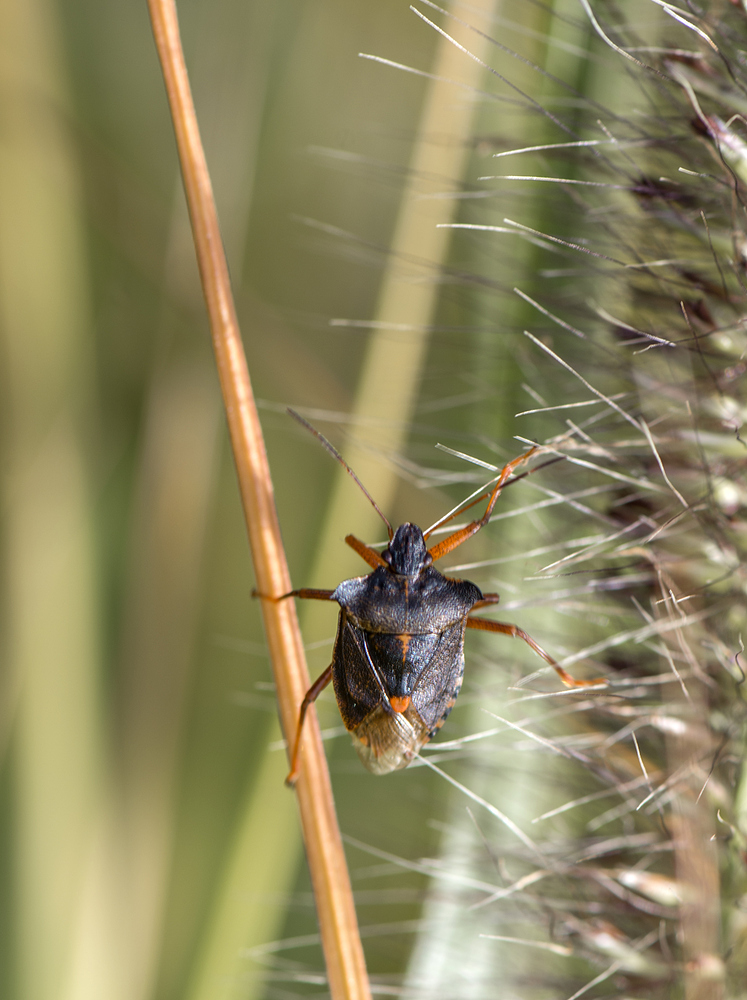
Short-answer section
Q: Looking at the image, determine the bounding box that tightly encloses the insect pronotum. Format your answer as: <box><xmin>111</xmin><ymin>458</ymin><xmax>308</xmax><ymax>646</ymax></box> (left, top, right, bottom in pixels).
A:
<box><xmin>257</xmin><ymin>411</ymin><xmax>604</xmax><ymax>785</ymax></box>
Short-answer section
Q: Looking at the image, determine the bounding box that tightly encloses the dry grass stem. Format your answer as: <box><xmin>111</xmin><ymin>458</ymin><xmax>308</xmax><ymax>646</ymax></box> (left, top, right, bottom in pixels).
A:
<box><xmin>146</xmin><ymin>1</ymin><xmax>371</xmax><ymax>997</ymax></box>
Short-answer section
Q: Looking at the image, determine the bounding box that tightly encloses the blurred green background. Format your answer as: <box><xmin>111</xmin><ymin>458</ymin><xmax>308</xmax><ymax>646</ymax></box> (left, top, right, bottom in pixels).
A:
<box><xmin>0</xmin><ymin>0</ymin><xmax>704</xmax><ymax>998</ymax></box>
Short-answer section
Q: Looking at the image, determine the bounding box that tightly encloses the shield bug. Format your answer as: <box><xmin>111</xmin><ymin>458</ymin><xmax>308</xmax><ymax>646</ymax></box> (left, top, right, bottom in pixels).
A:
<box><xmin>258</xmin><ymin>411</ymin><xmax>603</xmax><ymax>785</ymax></box>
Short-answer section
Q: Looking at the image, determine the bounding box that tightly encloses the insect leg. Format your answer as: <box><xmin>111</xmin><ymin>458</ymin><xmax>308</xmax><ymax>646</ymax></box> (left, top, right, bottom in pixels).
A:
<box><xmin>253</xmin><ymin>588</ymin><xmax>334</xmax><ymax>601</ymax></box>
<box><xmin>466</xmin><ymin>615</ymin><xmax>606</xmax><ymax>688</ymax></box>
<box><xmin>472</xmin><ymin>593</ymin><xmax>500</xmax><ymax>609</ymax></box>
<box><xmin>345</xmin><ymin>534</ymin><xmax>387</xmax><ymax>569</ymax></box>
<box><xmin>427</xmin><ymin>446</ymin><xmax>538</xmax><ymax>561</ymax></box>
<box><xmin>423</xmin><ymin>457</ymin><xmax>563</xmax><ymax>541</ymax></box>
<box><xmin>286</xmin><ymin>664</ymin><xmax>334</xmax><ymax>786</ymax></box>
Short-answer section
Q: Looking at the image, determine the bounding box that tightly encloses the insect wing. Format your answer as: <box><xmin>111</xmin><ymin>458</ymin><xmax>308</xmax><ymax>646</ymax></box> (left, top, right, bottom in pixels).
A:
<box><xmin>408</xmin><ymin>619</ymin><xmax>467</xmax><ymax>735</ymax></box>
<box><xmin>331</xmin><ymin>613</ymin><xmax>430</xmax><ymax>774</ymax></box>
<box><xmin>331</xmin><ymin>611</ymin><xmax>385</xmax><ymax>731</ymax></box>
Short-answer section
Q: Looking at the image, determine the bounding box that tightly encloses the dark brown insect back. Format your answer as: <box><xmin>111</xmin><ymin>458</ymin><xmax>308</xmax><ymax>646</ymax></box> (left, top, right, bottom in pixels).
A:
<box><xmin>257</xmin><ymin>411</ymin><xmax>604</xmax><ymax>785</ymax></box>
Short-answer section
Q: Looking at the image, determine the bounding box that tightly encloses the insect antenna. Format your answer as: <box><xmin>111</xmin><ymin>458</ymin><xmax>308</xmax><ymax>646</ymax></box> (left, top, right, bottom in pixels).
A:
<box><xmin>423</xmin><ymin>455</ymin><xmax>564</xmax><ymax>540</ymax></box>
<box><xmin>287</xmin><ymin>408</ymin><xmax>394</xmax><ymax>540</ymax></box>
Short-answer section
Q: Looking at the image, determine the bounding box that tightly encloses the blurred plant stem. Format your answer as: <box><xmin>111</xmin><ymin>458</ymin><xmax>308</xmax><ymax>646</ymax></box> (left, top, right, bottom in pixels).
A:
<box><xmin>307</xmin><ymin>1</ymin><xmax>499</xmax><ymax>591</ymax></box>
<box><xmin>117</xmin><ymin>358</ymin><xmax>220</xmax><ymax>1000</ymax></box>
<box><xmin>404</xmin><ymin>1</ymin><xmax>594</xmax><ymax>988</ymax></box>
<box><xmin>185</xmin><ymin>737</ymin><xmax>299</xmax><ymax>1000</ymax></box>
<box><xmin>0</xmin><ymin>0</ymin><xmax>121</xmax><ymax>998</ymax></box>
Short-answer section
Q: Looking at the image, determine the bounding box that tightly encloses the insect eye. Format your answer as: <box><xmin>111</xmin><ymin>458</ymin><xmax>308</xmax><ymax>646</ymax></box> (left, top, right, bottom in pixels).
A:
<box><xmin>383</xmin><ymin>549</ymin><xmax>393</xmax><ymax>565</ymax></box>
<box><xmin>423</xmin><ymin>552</ymin><xmax>433</xmax><ymax>568</ymax></box>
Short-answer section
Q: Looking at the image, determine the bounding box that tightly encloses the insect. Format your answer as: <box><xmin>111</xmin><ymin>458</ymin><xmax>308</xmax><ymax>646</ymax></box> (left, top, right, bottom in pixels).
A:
<box><xmin>259</xmin><ymin>411</ymin><xmax>601</xmax><ymax>785</ymax></box>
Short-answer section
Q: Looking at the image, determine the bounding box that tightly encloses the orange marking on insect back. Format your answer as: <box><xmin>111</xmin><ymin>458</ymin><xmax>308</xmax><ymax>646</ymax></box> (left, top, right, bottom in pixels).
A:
<box><xmin>398</xmin><ymin>634</ymin><xmax>411</xmax><ymax>659</ymax></box>
<box><xmin>389</xmin><ymin>695</ymin><xmax>411</xmax><ymax>713</ymax></box>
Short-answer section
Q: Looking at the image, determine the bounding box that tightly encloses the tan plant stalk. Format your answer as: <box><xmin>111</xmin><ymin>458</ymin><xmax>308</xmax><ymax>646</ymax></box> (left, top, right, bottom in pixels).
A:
<box><xmin>145</xmin><ymin>2</ymin><xmax>371</xmax><ymax>998</ymax></box>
